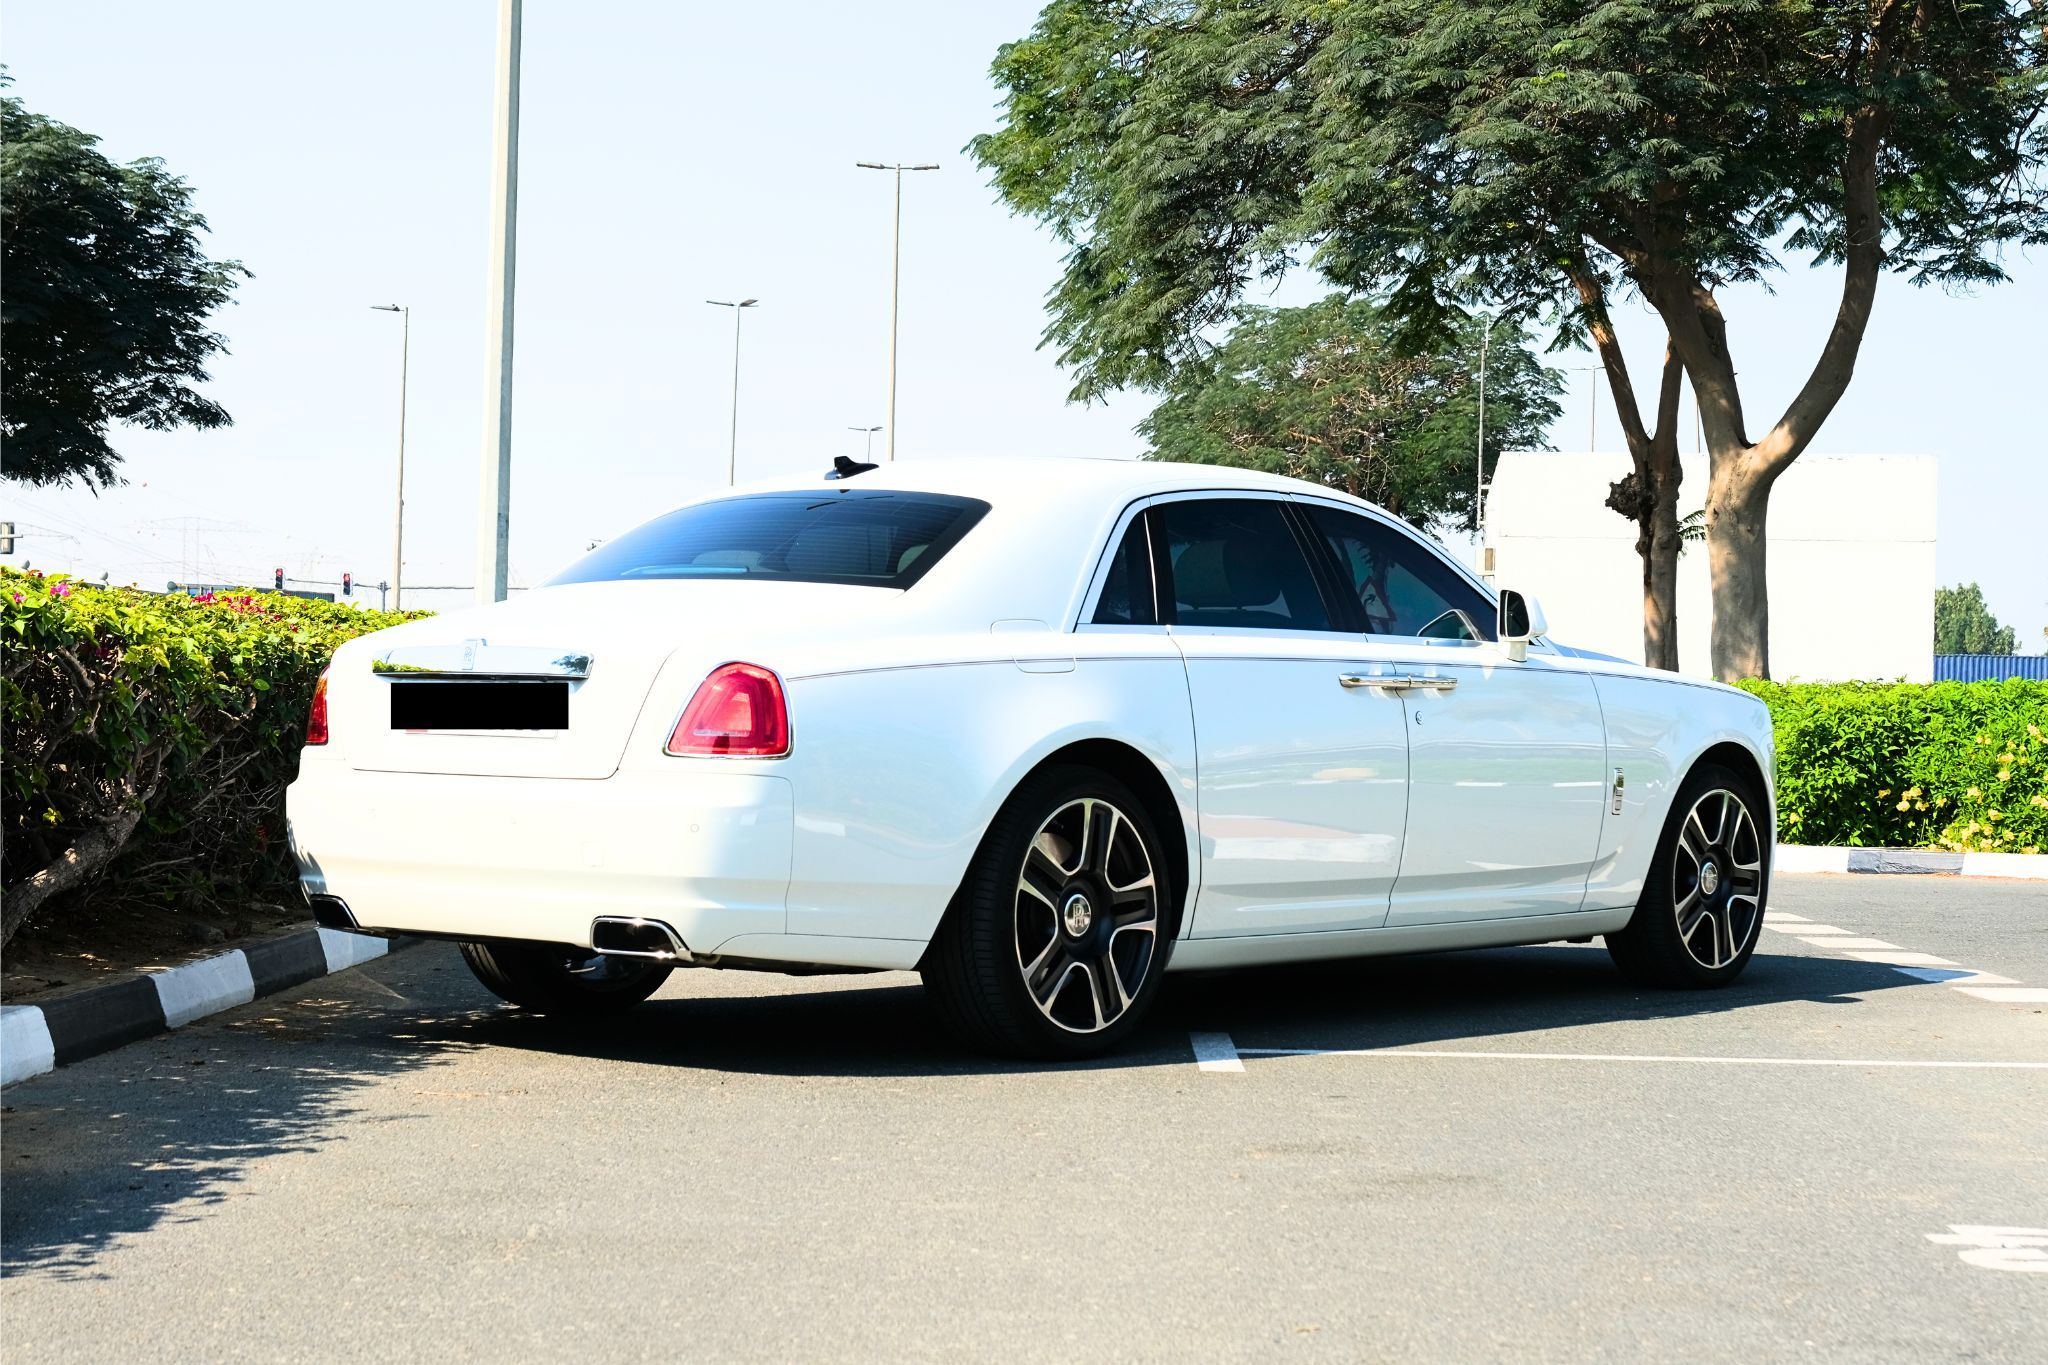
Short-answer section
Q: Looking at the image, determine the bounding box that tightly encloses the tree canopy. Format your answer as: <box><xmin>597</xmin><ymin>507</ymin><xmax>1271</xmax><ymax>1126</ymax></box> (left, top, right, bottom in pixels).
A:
<box><xmin>1934</xmin><ymin>582</ymin><xmax>2018</xmax><ymax>656</ymax></box>
<box><xmin>1138</xmin><ymin>296</ymin><xmax>1560</xmax><ymax>534</ymax></box>
<box><xmin>974</xmin><ymin>0</ymin><xmax>2046</xmax><ymax>679</ymax></box>
<box><xmin>1</xmin><ymin>83</ymin><xmax>248</xmax><ymax>489</ymax></box>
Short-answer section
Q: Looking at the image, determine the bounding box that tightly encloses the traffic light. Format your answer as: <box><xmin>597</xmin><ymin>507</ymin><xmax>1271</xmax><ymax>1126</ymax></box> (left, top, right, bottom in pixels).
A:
<box><xmin>274</xmin><ymin>567</ymin><xmax>284</xmax><ymax>591</ymax></box>
<box><xmin>342</xmin><ymin>572</ymin><xmax>352</xmax><ymax>598</ymax></box>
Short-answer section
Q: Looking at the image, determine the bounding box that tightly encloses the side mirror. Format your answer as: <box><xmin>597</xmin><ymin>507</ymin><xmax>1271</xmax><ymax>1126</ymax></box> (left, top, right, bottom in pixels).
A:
<box><xmin>1497</xmin><ymin>588</ymin><xmax>1547</xmax><ymax>662</ymax></box>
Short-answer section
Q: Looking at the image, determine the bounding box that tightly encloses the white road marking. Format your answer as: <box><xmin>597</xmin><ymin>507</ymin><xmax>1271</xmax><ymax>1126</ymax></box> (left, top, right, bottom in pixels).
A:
<box><xmin>1189</xmin><ymin>1032</ymin><xmax>1245</xmax><ymax>1072</ymax></box>
<box><xmin>1804</xmin><ymin>937</ymin><xmax>1905</xmax><ymax>950</ymax></box>
<box><xmin>1895</xmin><ymin>968</ymin><xmax>2017</xmax><ymax>985</ymax></box>
<box><xmin>1763</xmin><ymin>912</ymin><xmax>1810</xmax><ymax>923</ymax></box>
<box><xmin>1954</xmin><ymin>987</ymin><xmax>2048</xmax><ymax>1004</ymax></box>
<box><xmin>1774</xmin><ymin>923</ymin><xmax>1853</xmax><ymax>935</ymax></box>
<box><xmin>1842</xmin><ymin>951</ymin><xmax>1959</xmax><ymax>967</ymax></box>
<box><xmin>1229</xmin><ymin>1047</ymin><xmax>2048</xmax><ymax>1070</ymax></box>
<box><xmin>1926</xmin><ymin>1226</ymin><xmax>2048</xmax><ymax>1274</ymax></box>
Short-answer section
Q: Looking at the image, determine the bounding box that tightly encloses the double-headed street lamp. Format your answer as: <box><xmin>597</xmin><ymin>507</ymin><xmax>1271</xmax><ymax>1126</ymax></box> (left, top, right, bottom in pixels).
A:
<box><xmin>370</xmin><ymin>304</ymin><xmax>409</xmax><ymax>609</ymax></box>
<box><xmin>855</xmin><ymin>161</ymin><xmax>938</xmax><ymax>461</ymax></box>
<box><xmin>847</xmin><ymin>425</ymin><xmax>882</xmax><ymax>461</ymax></box>
<box><xmin>706</xmin><ymin>299</ymin><xmax>759</xmax><ymax>485</ymax></box>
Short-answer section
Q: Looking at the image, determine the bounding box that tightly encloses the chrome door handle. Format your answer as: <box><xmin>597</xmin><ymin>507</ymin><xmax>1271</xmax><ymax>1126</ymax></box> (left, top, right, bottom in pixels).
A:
<box><xmin>1339</xmin><ymin>673</ymin><xmax>1458</xmax><ymax>693</ymax></box>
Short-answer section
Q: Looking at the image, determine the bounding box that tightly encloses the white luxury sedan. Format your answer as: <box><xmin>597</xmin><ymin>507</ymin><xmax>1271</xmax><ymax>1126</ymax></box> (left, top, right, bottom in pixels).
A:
<box><xmin>287</xmin><ymin>456</ymin><xmax>1774</xmax><ymax>1057</ymax></box>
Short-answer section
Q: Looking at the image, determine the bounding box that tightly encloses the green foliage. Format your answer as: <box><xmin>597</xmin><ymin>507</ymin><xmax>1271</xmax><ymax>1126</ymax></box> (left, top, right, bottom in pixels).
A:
<box><xmin>1933</xmin><ymin>582</ymin><xmax>2016</xmax><ymax>656</ymax></box>
<box><xmin>972</xmin><ymin>2</ymin><xmax>2046</xmax><ymax>398</ymax></box>
<box><xmin>1</xmin><ymin>80</ymin><xmax>250</xmax><ymax>489</ymax></box>
<box><xmin>1</xmin><ymin>569</ymin><xmax>418</xmax><ymax>932</ymax></box>
<box><xmin>1740</xmin><ymin>680</ymin><xmax>2048</xmax><ymax>853</ymax></box>
<box><xmin>1137</xmin><ymin>296</ymin><xmax>1560</xmax><ymax>534</ymax></box>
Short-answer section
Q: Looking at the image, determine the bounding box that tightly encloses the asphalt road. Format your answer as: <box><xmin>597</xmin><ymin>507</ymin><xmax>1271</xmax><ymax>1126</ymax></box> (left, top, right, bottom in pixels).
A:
<box><xmin>4</xmin><ymin>875</ymin><xmax>2044</xmax><ymax>1363</ymax></box>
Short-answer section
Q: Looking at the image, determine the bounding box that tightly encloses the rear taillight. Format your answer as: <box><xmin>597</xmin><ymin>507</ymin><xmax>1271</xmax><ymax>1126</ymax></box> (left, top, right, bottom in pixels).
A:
<box><xmin>306</xmin><ymin>669</ymin><xmax>330</xmax><ymax>746</ymax></box>
<box><xmin>665</xmin><ymin>662</ymin><xmax>789</xmax><ymax>757</ymax></box>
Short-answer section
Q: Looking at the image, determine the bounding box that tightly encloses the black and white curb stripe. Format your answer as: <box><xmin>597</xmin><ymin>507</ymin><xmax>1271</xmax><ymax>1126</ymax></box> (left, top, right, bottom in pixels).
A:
<box><xmin>1</xmin><ymin>927</ymin><xmax>399</xmax><ymax>1088</ymax></box>
<box><xmin>1778</xmin><ymin>846</ymin><xmax>2047</xmax><ymax>879</ymax></box>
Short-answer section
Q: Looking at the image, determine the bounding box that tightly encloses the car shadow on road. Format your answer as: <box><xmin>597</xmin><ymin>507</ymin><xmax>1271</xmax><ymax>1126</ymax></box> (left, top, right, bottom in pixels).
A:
<box><xmin>445</xmin><ymin>941</ymin><xmax>1922</xmax><ymax>1080</ymax></box>
<box><xmin>1153</xmin><ymin>942</ymin><xmax>1923</xmax><ymax>1050</ymax></box>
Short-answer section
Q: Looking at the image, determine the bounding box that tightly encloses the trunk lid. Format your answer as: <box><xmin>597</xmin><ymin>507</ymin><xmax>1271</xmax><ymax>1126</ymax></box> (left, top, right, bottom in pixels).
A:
<box><xmin>335</xmin><ymin>580</ymin><xmax>886</xmax><ymax>778</ymax></box>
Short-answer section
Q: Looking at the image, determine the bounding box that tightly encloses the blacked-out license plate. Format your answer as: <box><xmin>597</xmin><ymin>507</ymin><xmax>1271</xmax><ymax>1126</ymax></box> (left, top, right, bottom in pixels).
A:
<box><xmin>389</xmin><ymin>680</ymin><xmax>569</xmax><ymax>730</ymax></box>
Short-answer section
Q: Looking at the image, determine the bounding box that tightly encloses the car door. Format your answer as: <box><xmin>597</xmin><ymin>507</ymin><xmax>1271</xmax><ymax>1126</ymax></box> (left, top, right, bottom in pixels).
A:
<box><xmin>1138</xmin><ymin>494</ymin><xmax>1412</xmax><ymax>937</ymax></box>
<box><xmin>1296</xmin><ymin>500</ymin><xmax>1609</xmax><ymax>925</ymax></box>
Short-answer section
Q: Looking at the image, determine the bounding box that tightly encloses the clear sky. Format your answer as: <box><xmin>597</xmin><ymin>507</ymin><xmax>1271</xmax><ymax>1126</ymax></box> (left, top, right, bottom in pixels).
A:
<box><xmin>5</xmin><ymin>2</ymin><xmax>2043</xmax><ymax>644</ymax></box>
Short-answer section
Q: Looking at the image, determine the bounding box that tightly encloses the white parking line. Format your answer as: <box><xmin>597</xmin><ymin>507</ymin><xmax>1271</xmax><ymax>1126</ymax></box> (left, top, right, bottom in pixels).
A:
<box><xmin>1229</xmin><ymin>1047</ymin><xmax>2048</xmax><ymax>1070</ymax></box>
<box><xmin>1763</xmin><ymin>916</ymin><xmax>2034</xmax><ymax>1005</ymax></box>
<box><xmin>1926</xmin><ymin>1226</ymin><xmax>2048</xmax><ymax>1274</ymax></box>
<box><xmin>1189</xmin><ymin>1032</ymin><xmax>1245</xmax><ymax>1072</ymax></box>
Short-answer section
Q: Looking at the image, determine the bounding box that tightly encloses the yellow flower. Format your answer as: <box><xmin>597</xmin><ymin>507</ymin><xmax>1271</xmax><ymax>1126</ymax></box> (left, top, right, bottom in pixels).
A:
<box><xmin>1967</xmin><ymin>786</ymin><xmax>1982</xmax><ymax>799</ymax></box>
<box><xmin>1895</xmin><ymin>800</ymin><xmax>1910</xmax><ymax>811</ymax></box>
<box><xmin>1903</xmin><ymin>786</ymin><xmax>1921</xmax><ymax>799</ymax></box>
<box><xmin>1877</xmin><ymin>788</ymin><xmax>1892</xmax><ymax>798</ymax></box>
<box><xmin>1999</xmin><ymin>770</ymin><xmax>2012</xmax><ymax>782</ymax></box>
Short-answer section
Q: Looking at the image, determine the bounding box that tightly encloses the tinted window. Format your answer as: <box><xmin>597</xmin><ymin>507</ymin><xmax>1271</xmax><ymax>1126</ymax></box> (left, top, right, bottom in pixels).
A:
<box><xmin>548</xmin><ymin>491</ymin><xmax>988</xmax><ymax>589</ymax></box>
<box><xmin>1091</xmin><ymin>514</ymin><xmax>1157</xmax><ymax>625</ymax></box>
<box><xmin>1156</xmin><ymin>499</ymin><xmax>1331</xmax><ymax>632</ymax></box>
<box><xmin>1306</xmin><ymin>504</ymin><xmax>1496</xmax><ymax>640</ymax></box>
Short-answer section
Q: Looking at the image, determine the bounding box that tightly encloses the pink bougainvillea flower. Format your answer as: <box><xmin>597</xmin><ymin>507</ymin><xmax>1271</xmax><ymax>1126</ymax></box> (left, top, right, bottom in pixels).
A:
<box><xmin>50</xmin><ymin>581</ymin><xmax>72</xmax><ymax>598</ymax></box>
<box><xmin>10</xmin><ymin>592</ymin><xmax>22</xmax><ymax>604</ymax></box>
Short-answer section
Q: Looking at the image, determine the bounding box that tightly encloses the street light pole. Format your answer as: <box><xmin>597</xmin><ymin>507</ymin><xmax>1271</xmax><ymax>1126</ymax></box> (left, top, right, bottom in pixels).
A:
<box><xmin>707</xmin><ymin>299</ymin><xmax>758</xmax><ymax>485</ymax></box>
<box><xmin>848</xmin><ymin>425</ymin><xmax>882</xmax><ymax>461</ymax></box>
<box><xmin>855</xmin><ymin>161</ymin><xmax>938</xmax><ymax>461</ymax></box>
<box><xmin>370</xmin><ymin>305</ymin><xmax>409</xmax><ymax>610</ymax></box>
<box><xmin>476</xmin><ymin>0</ymin><xmax>522</xmax><ymax>604</ymax></box>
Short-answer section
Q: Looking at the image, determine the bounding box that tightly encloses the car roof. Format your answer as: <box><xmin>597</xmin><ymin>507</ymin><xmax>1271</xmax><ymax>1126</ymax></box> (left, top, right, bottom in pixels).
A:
<box><xmin>733</xmin><ymin>455</ymin><xmax>1377</xmax><ymax>513</ymax></box>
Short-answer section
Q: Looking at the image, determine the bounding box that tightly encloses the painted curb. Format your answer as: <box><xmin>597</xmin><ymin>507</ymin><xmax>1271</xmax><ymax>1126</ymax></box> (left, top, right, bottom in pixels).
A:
<box><xmin>1</xmin><ymin>927</ymin><xmax>407</xmax><ymax>1089</ymax></box>
<box><xmin>1779</xmin><ymin>845</ymin><xmax>2047</xmax><ymax>880</ymax></box>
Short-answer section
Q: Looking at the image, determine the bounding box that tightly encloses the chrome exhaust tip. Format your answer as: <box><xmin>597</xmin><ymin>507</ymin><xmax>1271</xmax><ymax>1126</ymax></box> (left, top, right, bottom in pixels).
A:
<box><xmin>590</xmin><ymin>916</ymin><xmax>688</xmax><ymax>961</ymax></box>
<box><xmin>308</xmin><ymin>894</ymin><xmax>359</xmax><ymax>931</ymax></box>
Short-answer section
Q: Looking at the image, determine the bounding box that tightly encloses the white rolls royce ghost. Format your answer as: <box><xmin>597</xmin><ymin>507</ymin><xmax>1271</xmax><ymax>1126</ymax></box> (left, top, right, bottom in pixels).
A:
<box><xmin>286</xmin><ymin>457</ymin><xmax>1774</xmax><ymax>1057</ymax></box>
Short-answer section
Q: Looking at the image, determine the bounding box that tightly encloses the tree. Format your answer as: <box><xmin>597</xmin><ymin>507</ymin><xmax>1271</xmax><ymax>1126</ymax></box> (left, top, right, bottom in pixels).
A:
<box><xmin>1934</xmin><ymin>583</ymin><xmax>2017</xmax><ymax>655</ymax></box>
<box><xmin>1</xmin><ymin>82</ymin><xmax>248</xmax><ymax>489</ymax></box>
<box><xmin>972</xmin><ymin>1</ymin><xmax>2046</xmax><ymax>680</ymax></box>
<box><xmin>1139</xmin><ymin>295</ymin><xmax>1560</xmax><ymax>534</ymax></box>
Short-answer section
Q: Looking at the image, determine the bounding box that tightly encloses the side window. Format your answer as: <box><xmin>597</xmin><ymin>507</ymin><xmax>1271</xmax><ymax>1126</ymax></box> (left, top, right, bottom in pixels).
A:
<box><xmin>1155</xmin><ymin>499</ymin><xmax>1332</xmax><ymax>632</ymax></box>
<box><xmin>1090</xmin><ymin>512</ymin><xmax>1157</xmax><ymax>626</ymax></box>
<box><xmin>1305</xmin><ymin>504</ymin><xmax>1497</xmax><ymax>641</ymax></box>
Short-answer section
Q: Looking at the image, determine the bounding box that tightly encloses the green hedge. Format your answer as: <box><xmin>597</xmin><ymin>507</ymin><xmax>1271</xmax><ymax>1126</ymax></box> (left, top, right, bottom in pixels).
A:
<box><xmin>1</xmin><ymin>568</ymin><xmax>418</xmax><ymax>942</ymax></box>
<box><xmin>1739</xmin><ymin>679</ymin><xmax>2048</xmax><ymax>853</ymax></box>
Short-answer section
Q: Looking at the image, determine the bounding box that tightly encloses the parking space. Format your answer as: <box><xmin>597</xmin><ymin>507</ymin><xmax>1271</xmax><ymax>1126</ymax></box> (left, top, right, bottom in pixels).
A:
<box><xmin>3</xmin><ymin>875</ymin><xmax>2043</xmax><ymax>1362</ymax></box>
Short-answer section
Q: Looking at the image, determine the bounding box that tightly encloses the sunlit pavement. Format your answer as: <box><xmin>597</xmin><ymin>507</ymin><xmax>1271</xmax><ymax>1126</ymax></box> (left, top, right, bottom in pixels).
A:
<box><xmin>4</xmin><ymin>876</ymin><xmax>2043</xmax><ymax>1363</ymax></box>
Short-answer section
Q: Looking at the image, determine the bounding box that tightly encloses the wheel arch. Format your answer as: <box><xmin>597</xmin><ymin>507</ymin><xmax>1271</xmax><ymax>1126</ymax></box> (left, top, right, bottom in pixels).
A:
<box><xmin>933</xmin><ymin>737</ymin><xmax>1196</xmax><ymax>958</ymax></box>
<box><xmin>1687</xmin><ymin>739</ymin><xmax>1776</xmax><ymax>838</ymax></box>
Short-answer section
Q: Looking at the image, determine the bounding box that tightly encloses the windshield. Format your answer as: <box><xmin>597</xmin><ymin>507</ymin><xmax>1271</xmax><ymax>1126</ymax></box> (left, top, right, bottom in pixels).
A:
<box><xmin>547</xmin><ymin>490</ymin><xmax>990</xmax><ymax>589</ymax></box>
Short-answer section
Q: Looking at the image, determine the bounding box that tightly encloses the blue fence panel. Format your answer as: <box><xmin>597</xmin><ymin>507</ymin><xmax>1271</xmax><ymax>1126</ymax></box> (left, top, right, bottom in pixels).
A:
<box><xmin>1932</xmin><ymin>654</ymin><xmax>2048</xmax><ymax>682</ymax></box>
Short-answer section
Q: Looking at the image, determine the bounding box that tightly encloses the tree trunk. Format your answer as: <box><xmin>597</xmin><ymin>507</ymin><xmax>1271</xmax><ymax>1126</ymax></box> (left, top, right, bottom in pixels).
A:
<box><xmin>1643</xmin><ymin>458</ymin><xmax>1682</xmax><ymax>672</ymax></box>
<box><xmin>0</xmin><ymin>805</ymin><xmax>145</xmax><ymax>947</ymax></box>
<box><xmin>1706</xmin><ymin>472</ymin><xmax>1771</xmax><ymax>681</ymax></box>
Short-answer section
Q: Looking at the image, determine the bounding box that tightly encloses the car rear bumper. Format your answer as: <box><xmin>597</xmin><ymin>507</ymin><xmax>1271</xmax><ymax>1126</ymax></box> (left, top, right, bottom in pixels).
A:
<box><xmin>285</xmin><ymin>761</ymin><xmax>793</xmax><ymax>953</ymax></box>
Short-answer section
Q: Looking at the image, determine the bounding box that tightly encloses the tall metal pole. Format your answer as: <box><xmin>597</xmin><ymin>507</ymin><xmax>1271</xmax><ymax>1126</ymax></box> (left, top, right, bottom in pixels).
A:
<box><xmin>395</xmin><ymin>306</ymin><xmax>408</xmax><ymax>609</ymax></box>
<box><xmin>707</xmin><ymin>300</ymin><xmax>758</xmax><ymax>485</ymax></box>
<box><xmin>476</xmin><ymin>0</ymin><xmax>521</xmax><ymax>604</ymax></box>
<box><xmin>856</xmin><ymin>162</ymin><xmax>938</xmax><ymax>461</ymax></box>
<box><xmin>729</xmin><ymin>304</ymin><xmax>742</xmax><ymax>485</ymax></box>
<box><xmin>372</xmin><ymin>305</ymin><xmax>411</xmax><ymax>610</ymax></box>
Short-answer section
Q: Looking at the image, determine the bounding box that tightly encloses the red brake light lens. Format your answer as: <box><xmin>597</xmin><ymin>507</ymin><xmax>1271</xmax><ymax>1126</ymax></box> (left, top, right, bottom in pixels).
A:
<box><xmin>306</xmin><ymin>669</ymin><xmax>330</xmax><ymax>746</ymax></box>
<box><xmin>666</xmin><ymin>663</ymin><xmax>789</xmax><ymax>757</ymax></box>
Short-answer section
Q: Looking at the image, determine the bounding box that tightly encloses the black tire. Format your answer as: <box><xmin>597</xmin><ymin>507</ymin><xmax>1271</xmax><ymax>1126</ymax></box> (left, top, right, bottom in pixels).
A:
<box><xmin>922</xmin><ymin>764</ymin><xmax>1175</xmax><ymax>1059</ymax></box>
<box><xmin>1605</xmin><ymin>761</ymin><xmax>1772</xmax><ymax>988</ymax></box>
<box><xmin>457</xmin><ymin>939</ymin><xmax>672</xmax><ymax>1015</ymax></box>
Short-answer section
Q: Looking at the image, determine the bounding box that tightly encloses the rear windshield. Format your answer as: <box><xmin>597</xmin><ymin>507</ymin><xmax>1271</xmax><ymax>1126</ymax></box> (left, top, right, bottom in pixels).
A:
<box><xmin>547</xmin><ymin>490</ymin><xmax>990</xmax><ymax>590</ymax></box>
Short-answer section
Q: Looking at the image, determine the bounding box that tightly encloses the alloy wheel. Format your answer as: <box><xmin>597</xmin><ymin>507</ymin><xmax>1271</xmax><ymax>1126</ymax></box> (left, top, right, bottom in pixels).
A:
<box><xmin>1013</xmin><ymin>797</ymin><xmax>1159</xmax><ymax>1034</ymax></box>
<box><xmin>1672</xmin><ymin>788</ymin><xmax>1765</xmax><ymax>969</ymax></box>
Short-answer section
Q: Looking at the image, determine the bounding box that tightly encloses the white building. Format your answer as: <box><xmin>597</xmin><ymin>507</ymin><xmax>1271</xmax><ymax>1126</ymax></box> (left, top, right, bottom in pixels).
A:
<box><xmin>1482</xmin><ymin>451</ymin><xmax>1936</xmax><ymax>682</ymax></box>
